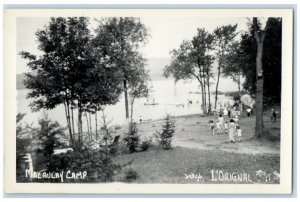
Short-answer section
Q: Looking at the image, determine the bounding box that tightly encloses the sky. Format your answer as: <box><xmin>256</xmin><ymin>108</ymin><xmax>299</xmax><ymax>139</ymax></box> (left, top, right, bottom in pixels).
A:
<box><xmin>16</xmin><ymin>16</ymin><xmax>250</xmax><ymax>74</ymax></box>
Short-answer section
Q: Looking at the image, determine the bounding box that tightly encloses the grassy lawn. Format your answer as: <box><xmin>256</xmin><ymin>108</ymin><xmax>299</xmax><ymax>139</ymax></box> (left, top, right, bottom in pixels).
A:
<box><xmin>27</xmin><ymin>111</ymin><xmax>281</xmax><ymax>184</ymax></box>
<box><xmin>113</xmin><ymin>112</ymin><xmax>281</xmax><ymax>184</ymax></box>
<box><xmin>113</xmin><ymin>146</ymin><xmax>280</xmax><ymax>184</ymax></box>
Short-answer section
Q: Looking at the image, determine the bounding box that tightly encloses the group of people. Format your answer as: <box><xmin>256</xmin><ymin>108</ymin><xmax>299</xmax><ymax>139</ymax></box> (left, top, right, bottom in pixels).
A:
<box><xmin>209</xmin><ymin>108</ymin><xmax>243</xmax><ymax>143</ymax></box>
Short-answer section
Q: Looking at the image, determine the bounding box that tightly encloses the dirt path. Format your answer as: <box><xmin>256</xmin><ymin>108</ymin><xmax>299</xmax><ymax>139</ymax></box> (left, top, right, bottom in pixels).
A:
<box><xmin>136</xmin><ymin>114</ymin><xmax>280</xmax><ymax>155</ymax></box>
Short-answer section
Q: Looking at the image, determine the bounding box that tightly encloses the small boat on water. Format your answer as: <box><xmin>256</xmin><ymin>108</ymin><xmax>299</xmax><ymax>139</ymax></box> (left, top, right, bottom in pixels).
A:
<box><xmin>144</xmin><ymin>97</ymin><xmax>159</xmax><ymax>106</ymax></box>
<box><xmin>188</xmin><ymin>91</ymin><xmax>201</xmax><ymax>94</ymax></box>
<box><xmin>144</xmin><ymin>102</ymin><xmax>159</xmax><ymax>106</ymax></box>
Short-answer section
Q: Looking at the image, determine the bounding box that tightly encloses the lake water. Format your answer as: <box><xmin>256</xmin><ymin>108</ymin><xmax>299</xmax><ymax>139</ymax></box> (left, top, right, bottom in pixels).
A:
<box><xmin>17</xmin><ymin>79</ymin><xmax>235</xmax><ymax>131</ymax></box>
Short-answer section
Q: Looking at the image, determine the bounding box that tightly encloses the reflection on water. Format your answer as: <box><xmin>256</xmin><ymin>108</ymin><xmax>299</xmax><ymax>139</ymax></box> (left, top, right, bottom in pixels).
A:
<box><xmin>17</xmin><ymin>79</ymin><xmax>233</xmax><ymax>131</ymax></box>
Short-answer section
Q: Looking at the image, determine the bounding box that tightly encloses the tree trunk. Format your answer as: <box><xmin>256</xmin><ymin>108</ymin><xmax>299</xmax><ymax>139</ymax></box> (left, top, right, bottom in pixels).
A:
<box><xmin>253</xmin><ymin>17</ymin><xmax>271</xmax><ymax>139</ymax></box>
<box><xmin>95</xmin><ymin>110</ymin><xmax>98</xmax><ymax>141</ymax></box>
<box><xmin>201</xmin><ymin>84</ymin><xmax>207</xmax><ymax>116</ymax></box>
<box><xmin>63</xmin><ymin>101</ymin><xmax>73</xmax><ymax>143</ymax></box>
<box><xmin>206</xmin><ymin>64</ymin><xmax>211</xmax><ymax>110</ymax></box>
<box><xmin>238</xmin><ymin>74</ymin><xmax>243</xmax><ymax>116</ymax></box>
<box><xmin>203</xmin><ymin>75</ymin><xmax>207</xmax><ymax>108</ymax></box>
<box><xmin>124</xmin><ymin>79</ymin><xmax>129</xmax><ymax>119</ymax></box>
<box><xmin>130</xmin><ymin>99</ymin><xmax>135</xmax><ymax>122</ymax></box>
<box><xmin>89</xmin><ymin>112</ymin><xmax>92</xmax><ymax>138</ymax></box>
<box><xmin>71</xmin><ymin>105</ymin><xmax>75</xmax><ymax>136</ymax></box>
<box><xmin>78</xmin><ymin>103</ymin><xmax>83</xmax><ymax>142</ymax></box>
<box><xmin>214</xmin><ymin>65</ymin><xmax>221</xmax><ymax>109</ymax></box>
<box><xmin>85</xmin><ymin>111</ymin><xmax>90</xmax><ymax>141</ymax></box>
<box><xmin>254</xmin><ymin>42</ymin><xmax>264</xmax><ymax>138</ymax></box>
<box><xmin>197</xmin><ymin>60</ymin><xmax>207</xmax><ymax>116</ymax></box>
<box><xmin>207</xmin><ymin>76</ymin><xmax>211</xmax><ymax>109</ymax></box>
<box><xmin>66</xmin><ymin>101</ymin><xmax>73</xmax><ymax>142</ymax></box>
<box><xmin>193</xmin><ymin>64</ymin><xmax>207</xmax><ymax>116</ymax></box>
<box><xmin>199</xmin><ymin>75</ymin><xmax>207</xmax><ymax>116</ymax></box>
<box><xmin>238</xmin><ymin>74</ymin><xmax>241</xmax><ymax>97</ymax></box>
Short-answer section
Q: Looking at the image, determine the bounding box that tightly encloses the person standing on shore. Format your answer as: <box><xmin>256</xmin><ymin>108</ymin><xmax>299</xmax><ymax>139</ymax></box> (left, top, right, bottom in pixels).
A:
<box><xmin>228</xmin><ymin>119</ymin><xmax>236</xmax><ymax>143</ymax></box>
<box><xmin>228</xmin><ymin>107</ymin><xmax>231</xmax><ymax>118</ymax></box>
<box><xmin>236</xmin><ymin>126</ymin><xmax>243</xmax><ymax>142</ymax></box>
<box><xmin>209</xmin><ymin>120</ymin><xmax>215</xmax><ymax>135</ymax></box>
<box><xmin>218</xmin><ymin>114</ymin><xmax>225</xmax><ymax>134</ymax></box>
<box><xmin>272</xmin><ymin>110</ymin><xmax>278</xmax><ymax>123</ymax></box>
<box><xmin>223</xmin><ymin>108</ymin><xmax>228</xmax><ymax>118</ymax></box>
<box><xmin>246</xmin><ymin>108</ymin><xmax>252</xmax><ymax>119</ymax></box>
<box><xmin>224</xmin><ymin>121</ymin><xmax>228</xmax><ymax>134</ymax></box>
<box><xmin>207</xmin><ymin>105</ymin><xmax>212</xmax><ymax>115</ymax></box>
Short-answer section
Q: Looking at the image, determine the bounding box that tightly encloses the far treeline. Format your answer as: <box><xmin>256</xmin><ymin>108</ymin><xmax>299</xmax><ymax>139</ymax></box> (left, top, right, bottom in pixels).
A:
<box><xmin>20</xmin><ymin>17</ymin><xmax>282</xmax><ymax>141</ymax></box>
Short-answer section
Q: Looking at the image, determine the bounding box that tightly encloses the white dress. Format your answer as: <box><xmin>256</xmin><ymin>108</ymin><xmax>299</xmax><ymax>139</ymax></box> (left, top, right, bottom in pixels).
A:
<box><xmin>228</xmin><ymin>122</ymin><xmax>236</xmax><ymax>142</ymax></box>
<box><xmin>218</xmin><ymin>117</ymin><xmax>225</xmax><ymax>132</ymax></box>
<box><xmin>223</xmin><ymin>108</ymin><xmax>228</xmax><ymax>116</ymax></box>
<box><xmin>237</xmin><ymin>129</ymin><xmax>242</xmax><ymax>137</ymax></box>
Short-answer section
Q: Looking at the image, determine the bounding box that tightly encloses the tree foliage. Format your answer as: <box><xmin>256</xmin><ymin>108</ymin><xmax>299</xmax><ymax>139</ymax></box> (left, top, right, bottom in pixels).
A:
<box><xmin>155</xmin><ymin>114</ymin><xmax>176</xmax><ymax>150</ymax></box>
<box><xmin>16</xmin><ymin>113</ymin><xmax>31</xmax><ymax>155</ymax></box>
<box><xmin>20</xmin><ymin>17</ymin><xmax>125</xmax><ymax>141</ymax></box>
<box><xmin>128</xmin><ymin>66</ymin><xmax>150</xmax><ymax>120</ymax></box>
<box><xmin>123</xmin><ymin>122</ymin><xmax>140</xmax><ymax>153</ymax></box>
<box><xmin>164</xmin><ymin>40</ymin><xmax>194</xmax><ymax>81</ymax></box>
<box><xmin>240</xmin><ymin>18</ymin><xmax>282</xmax><ymax>104</ymax></box>
<box><xmin>213</xmin><ymin>24</ymin><xmax>238</xmax><ymax>108</ymax></box>
<box><xmin>47</xmin><ymin>148</ymin><xmax>121</xmax><ymax>182</ymax></box>
<box><xmin>164</xmin><ymin>28</ymin><xmax>215</xmax><ymax>115</ymax></box>
<box><xmin>222</xmin><ymin>41</ymin><xmax>244</xmax><ymax>95</ymax></box>
<box><xmin>93</xmin><ymin>17</ymin><xmax>149</xmax><ymax>119</ymax></box>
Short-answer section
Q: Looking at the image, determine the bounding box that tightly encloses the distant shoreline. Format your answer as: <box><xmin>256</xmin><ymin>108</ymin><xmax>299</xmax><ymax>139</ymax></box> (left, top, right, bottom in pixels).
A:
<box><xmin>139</xmin><ymin>113</ymin><xmax>204</xmax><ymax>124</ymax></box>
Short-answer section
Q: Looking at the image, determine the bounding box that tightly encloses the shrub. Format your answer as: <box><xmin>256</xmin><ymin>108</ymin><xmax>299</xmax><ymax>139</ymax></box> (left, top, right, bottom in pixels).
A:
<box><xmin>155</xmin><ymin>114</ymin><xmax>176</xmax><ymax>150</ymax></box>
<box><xmin>108</xmin><ymin>139</ymin><xmax>119</xmax><ymax>156</ymax></box>
<box><xmin>124</xmin><ymin>168</ymin><xmax>139</xmax><ymax>182</ymax></box>
<box><xmin>37</xmin><ymin>114</ymin><xmax>66</xmax><ymax>159</ymax></box>
<box><xmin>16</xmin><ymin>113</ymin><xmax>31</xmax><ymax>155</ymax></box>
<box><xmin>140</xmin><ymin>138</ymin><xmax>152</xmax><ymax>151</ymax></box>
<box><xmin>16</xmin><ymin>114</ymin><xmax>33</xmax><ymax>182</ymax></box>
<box><xmin>46</xmin><ymin>125</ymin><xmax>122</xmax><ymax>183</ymax></box>
<box><xmin>97</xmin><ymin>112</ymin><xmax>120</xmax><ymax>156</ymax></box>
<box><xmin>233</xmin><ymin>94</ymin><xmax>241</xmax><ymax>102</ymax></box>
<box><xmin>123</xmin><ymin>122</ymin><xmax>140</xmax><ymax>153</ymax></box>
<box><xmin>16</xmin><ymin>138</ymin><xmax>31</xmax><ymax>155</ymax></box>
<box><xmin>47</xmin><ymin>148</ymin><xmax>121</xmax><ymax>183</ymax></box>
<box><xmin>114</xmin><ymin>124</ymin><xmax>122</xmax><ymax>131</ymax></box>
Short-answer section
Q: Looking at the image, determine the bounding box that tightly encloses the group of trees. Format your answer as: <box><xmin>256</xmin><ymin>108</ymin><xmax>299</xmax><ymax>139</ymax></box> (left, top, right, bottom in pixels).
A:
<box><xmin>239</xmin><ymin>18</ymin><xmax>282</xmax><ymax>105</ymax></box>
<box><xmin>164</xmin><ymin>24</ymin><xmax>238</xmax><ymax>115</ymax></box>
<box><xmin>225</xmin><ymin>18</ymin><xmax>281</xmax><ymax>138</ymax></box>
<box><xmin>21</xmin><ymin>17</ymin><xmax>150</xmax><ymax>144</ymax></box>
<box><xmin>21</xmin><ymin>17</ymin><xmax>282</xmax><ymax>141</ymax></box>
<box><xmin>165</xmin><ymin>18</ymin><xmax>282</xmax><ymax>138</ymax></box>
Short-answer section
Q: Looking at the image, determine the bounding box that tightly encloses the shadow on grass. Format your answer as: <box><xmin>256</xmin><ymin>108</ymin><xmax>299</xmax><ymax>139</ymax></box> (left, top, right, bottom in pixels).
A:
<box><xmin>263</xmin><ymin>128</ymin><xmax>280</xmax><ymax>142</ymax></box>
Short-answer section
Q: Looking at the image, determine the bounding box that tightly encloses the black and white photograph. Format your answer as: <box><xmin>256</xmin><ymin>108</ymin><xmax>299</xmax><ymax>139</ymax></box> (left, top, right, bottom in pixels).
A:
<box><xmin>3</xmin><ymin>8</ymin><xmax>293</xmax><ymax>194</ymax></box>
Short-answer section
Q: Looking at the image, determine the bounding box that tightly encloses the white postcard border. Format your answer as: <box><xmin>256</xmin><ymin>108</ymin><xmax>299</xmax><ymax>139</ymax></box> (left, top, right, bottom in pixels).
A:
<box><xmin>3</xmin><ymin>8</ymin><xmax>293</xmax><ymax>194</ymax></box>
